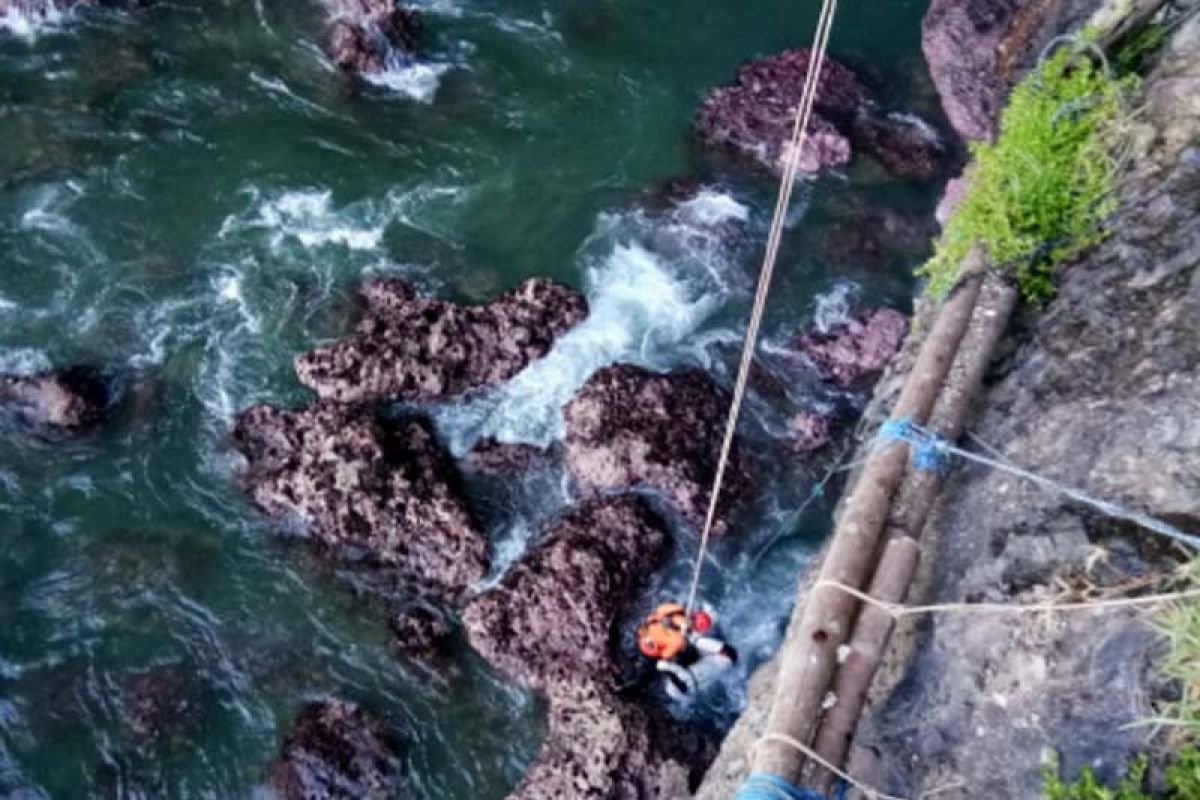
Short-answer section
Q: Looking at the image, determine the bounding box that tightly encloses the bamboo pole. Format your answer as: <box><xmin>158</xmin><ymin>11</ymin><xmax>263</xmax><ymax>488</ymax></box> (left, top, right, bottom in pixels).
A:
<box><xmin>752</xmin><ymin>251</ymin><xmax>988</xmax><ymax>784</ymax></box>
<box><xmin>807</xmin><ymin>274</ymin><xmax>1019</xmax><ymax>794</ymax></box>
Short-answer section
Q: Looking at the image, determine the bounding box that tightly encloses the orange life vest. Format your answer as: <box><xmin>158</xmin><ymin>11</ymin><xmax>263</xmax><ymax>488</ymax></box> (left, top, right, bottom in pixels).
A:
<box><xmin>637</xmin><ymin>603</ymin><xmax>689</xmax><ymax>661</ymax></box>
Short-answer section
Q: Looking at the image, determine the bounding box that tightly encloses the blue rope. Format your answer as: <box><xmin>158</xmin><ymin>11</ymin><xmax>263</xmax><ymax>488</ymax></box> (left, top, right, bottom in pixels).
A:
<box><xmin>876</xmin><ymin>416</ymin><xmax>952</xmax><ymax>474</ymax></box>
<box><xmin>734</xmin><ymin>772</ymin><xmax>849</xmax><ymax>800</ymax></box>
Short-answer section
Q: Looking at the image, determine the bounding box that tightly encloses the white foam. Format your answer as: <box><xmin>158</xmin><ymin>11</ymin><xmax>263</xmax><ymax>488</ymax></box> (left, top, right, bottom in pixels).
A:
<box><xmin>219</xmin><ymin>189</ymin><xmax>384</xmax><ymax>252</ymax></box>
<box><xmin>0</xmin><ymin>348</ymin><xmax>51</xmax><ymax>376</ymax></box>
<box><xmin>362</xmin><ymin>62</ymin><xmax>450</xmax><ymax>104</ymax></box>
<box><xmin>0</xmin><ymin>2</ymin><xmax>67</xmax><ymax>39</ymax></box>
<box><xmin>675</xmin><ymin>189</ymin><xmax>750</xmax><ymax>228</ymax></box>
<box><xmin>811</xmin><ymin>280</ymin><xmax>857</xmax><ymax>333</ymax></box>
<box><xmin>435</xmin><ymin>238</ymin><xmax>725</xmax><ymax>451</ymax></box>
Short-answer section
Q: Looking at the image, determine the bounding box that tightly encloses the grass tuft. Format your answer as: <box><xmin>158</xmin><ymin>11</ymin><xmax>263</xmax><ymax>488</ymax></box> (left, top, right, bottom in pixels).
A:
<box><xmin>921</xmin><ymin>47</ymin><xmax>1136</xmax><ymax>301</ymax></box>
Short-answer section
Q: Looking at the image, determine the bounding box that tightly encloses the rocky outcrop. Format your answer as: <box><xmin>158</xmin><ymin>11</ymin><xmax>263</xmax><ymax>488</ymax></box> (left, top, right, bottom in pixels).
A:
<box><xmin>787</xmin><ymin>409</ymin><xmax>835</xmax><ymax>454</ymax></box>
<box><xmin>695</xmin><ymin>48</ymin><xmax>948</xmax><ymax>179</ymax></box>
<box><xmin>0</xmin><ymin>367</ymin><xmax>111</xmax><ymax>431</ymax></box>
<box><xmin>794</xmin><ymin>308</ymin><xmax>909</xmax><ymax>388</ymax></box>
<box><xmin>269</xmin><ymin>701</ymin><xmax>406</xmax><ymax>800</ymax></box>
<box><xmin>923</xmin><ymin>0</ymin><xmax>1102</xmax><ymax>140</ymax></box>
<box><xmin>323</xmin><ymin>0</ymin><xmax>421</xmax><ymax>76</ymax></box>
<box><xmin>295</xmin><ymin>278</ymin><xmax>588</xmax><ymax>405</ymax></box>
<box><xmin>463</xmin><ymin>496</ymin><xmax>671</xmax><ymax>692</ymax></box>
<box><xmin>508</xmin><ymin>677</ymin><xmax>714</xmax><ymax>800</ymax></box>
<box><xmin>464</xmin><ymin>496</ymin><xmax>715</xmax><ymax>798</ymax></box>
<box><xmin>231</xmin><ymin>401</ymin><xmax>488</xmax><ymax>601</ymax></box>
<box><xmin>562</xmin><ymin>364</ymin><xmax>751</xmax><ymax>531</ymax></box>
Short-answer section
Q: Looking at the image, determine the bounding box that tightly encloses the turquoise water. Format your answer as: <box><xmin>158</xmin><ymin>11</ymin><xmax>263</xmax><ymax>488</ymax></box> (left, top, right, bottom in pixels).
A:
<box><xmin>0</xmin><ymin>2</ymin><xmax>940</xmax><ymax>797</ymax></box>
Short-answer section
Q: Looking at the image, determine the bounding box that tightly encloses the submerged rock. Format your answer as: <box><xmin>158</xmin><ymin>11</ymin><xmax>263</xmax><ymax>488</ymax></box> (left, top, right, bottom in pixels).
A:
<box><xmin>323</xmin><ymin>0</ymin><xmax>421</xmax><ymax>76</ymax></box>
<box><xmin>695</xmin><ymin>48</ymin><xmax>948</xmax><ymax>179</ymax></box>
<box><xmin>794</xmin><ymin>308</ymin><xmax>909</xmax><ymax>388</ymax></box>
<box><xmin>0</xmin><ymin>366</ymin><xmax>111</xmax><ymax>431</ymax></box>
<box><xmin>231</xmin><ymin>402</ymin><xmax>488</xmax><ymax>601</ymax></box>
<box><xmin>509</xmin><ymin>677</ymin><xmax>714</xmax><ymax>800</ymax></box>
<box><xmin>461</xmin><ymin>437</ymin><xmax>555</xmax><ymax>475</ymax></box>
<box><xmin>389</xmin><ymin>602</ymin><xmax>456</xmax><ymax>662</ymax></box>
<box><xmin>120</xmin><ymin>663</ymin><xmax>204</xmax><ymax>743</ymax></box>
<box><xmin>269</xmin><ymin>701</ymin><xmax>406</xmax><ymax>800</ymax></box>
<box><xmin>788</xmin><ymin>409</ymin><xmax>835</xmax><ymax>454</ymax></box>
<box><xmin>295</xmin><ymin>278</ymin><xmax>588</xmax><ymax>405</ymax></box>
<box><xmin>562</xmin><ymin>364</ymin><xmax>751</xmax><ymax>531</ymax></box>
<box><xmin>463</xmin><ymin>495</ymin><xmax>671</xmax><ymax>692</ymax></box>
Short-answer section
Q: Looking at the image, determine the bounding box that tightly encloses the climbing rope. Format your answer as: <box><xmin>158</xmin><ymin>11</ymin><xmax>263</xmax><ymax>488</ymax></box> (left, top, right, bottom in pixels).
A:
<box><xmin>684</xmin><ymin>0</ymin><xmax>841</xmax><ymax>621</ymax></box>
<box><xmin>875</xmin><ymin>417</ymin><xmax>1200</xmax><ymax>551</ymax></box>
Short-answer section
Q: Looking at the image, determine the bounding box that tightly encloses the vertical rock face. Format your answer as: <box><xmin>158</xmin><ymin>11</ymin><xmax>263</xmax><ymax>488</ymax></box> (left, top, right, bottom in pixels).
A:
<box><xmin>562</xmin><ymin>364</ymin><xmax>751</xmax><ymax>532</ymax></box>
<box><xmin>463</xmin><ymin>496</ymin><xmax>715</xmax><ymax>799</ymax></box>
<box><xmin>269</xmin><ymin>701</ymin><xmax>406</xmax><ymax>800</ymax></box>
<box><xmin>295</xmin><ymin>277</ymin><xmax>588</xmax><ymax>405</ymax></box>
<box><xmin>0</xmin><ymin>367</ymin><xmax>111</xmax><ymax>431</ymax></box>
<box><xmin>323</xmin><ymin>0</ymin><xmax>421</xmax><ymax>76</ymax></box>
<box><xmin>922</xmin><ymin>0</ymin><xmax>1103</xmax><ymax>141</ymax></box>
<box><xmin>231</xmin><ymin>401</ymin><xmax>489</xmax><ymax>601</ymax></box>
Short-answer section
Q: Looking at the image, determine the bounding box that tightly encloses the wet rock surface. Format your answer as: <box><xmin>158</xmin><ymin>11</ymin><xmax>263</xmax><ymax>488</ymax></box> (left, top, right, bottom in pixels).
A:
<box><xmin>231</xmin><ymin>401</ymin><xmax>488</xmax><ymax>601</ymax></box>
<box><xmin>562</xmin><ymin>364</ymin><xmax>751</xmax><ymax>531</ymax></box>
<box><xmin>508</xmin><ymin>677</ymin><xmax>715</xmax><ymax>800</ymax></box>
<box><xmin>462</xmin><ymin>437</ymin><xmax>554</xmax><ymax>475</ymax></box>
<box><xmin>794</xmin><ymin>307</ymin><xmax>909</xmax><ymax>388</ymax></box>
<box><xmin>695</xmin><ymin>48</ymin><xmax>947</xmax><ymax>178</ymax></box>
<box><xmin>295</xmin><ymin>277</ymin><xmax>588</xmax><ymax>404</ymax></box>
<box><xmin>463</xmin><ymin>495</ymin><xmax>671</xmax><ymax>692</ymax></box>
<box><xmin>464</xmin><ymin>496</ymin><xmax>716</xmax><ymax>798</ymax></box>
<box><xmin>323</xmin><ymin>0</ymin><xmax>421</xmax><ymax>76</ymax></box>
<box><xmin>0</xmin><ymin>366</ymin><xmax>112</xmax><ymax>431</ymax></box>
<box><xmin>269</xmin><ymin>701</ymin><xmax>406</xmax><ymax>800</ymax></box>
<box><xmin>787</xmin><ymin>409</ymin><xmax>835</xmax><ymax>454</ymax></box>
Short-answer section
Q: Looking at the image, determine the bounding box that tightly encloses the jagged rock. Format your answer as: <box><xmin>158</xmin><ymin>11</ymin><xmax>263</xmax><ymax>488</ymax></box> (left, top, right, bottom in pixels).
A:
<box><xmin>389</xmin><ymin>602</ymin><xmax>456</xmax><ymax>661</ymax></box>
<box><xmin>269</xmin><ymin>701</ymin><xmax>406</xmax><ymax>800</ymax></box>
<box><xmin>462</xmin><ymin>437</ymin><xmax>554</xmax><ymax>475</ymax></box>
<box><xmin>788</xmin><ymin>410</ymin><xmax>834</xmax><ymax>454</ymax></box>
<box><xmin>231</xmin><ymin>402</ymin><xmax>488</xmax><ymax>601</ymax></box>
<box><xmin>508</xmin><ymin>677</ymin><xmax>715</xmax><ymax>800</ymax></box>
<box><xmin>696</xmin><ymin>48</ymin><xmax>949</xmax><ymax>179</ymax></box>
<box><xmin>463</xmin><ymin>496</ymin><xmax>671</xmax><ymax>692</ymax></box>
<box><xmin>695</xmin><ymin>48</ymin><xmax>864</xmax><ymax>174</ymax></box>
<box><xmin>794</xmin><ymin>308</ymin><xmax>909</xmax><ymax>388</ymax></box>
<box><xmin>120</xmin><ymin>663</ymin><xmax>203</xmax><ymax>742</ymax></box>
<box><xmin>295</xmin><ymin>278</ymin><xmax>588</xmax><ymax>405</ymax></box>
<box><xmin>849</xmin><ymin>111</ymin><xmax>950</xmax><ymax>181</ymax></box>
<box><xmin>323</xmin><ymin>0</ymin><xmax>421</xmax><ymax>76</ymax></box>
<box><xmin>816</xmin><ymin>201</ymin><xmax>939</xmax><ymax>269</ymax></box>
<box><xmin>936</xmin><ymin>174</ymin><xmax>970</xmax><ymax>227</ymax></box>
<box><xmin>562</xmin><ymin>364</ymin><xmax>751</xmax><ymax>531</ymax></box>
<box><xmin>0</xmin><ymin>367</ymin><xmax>111</xmax><ymax>431</ymax></box>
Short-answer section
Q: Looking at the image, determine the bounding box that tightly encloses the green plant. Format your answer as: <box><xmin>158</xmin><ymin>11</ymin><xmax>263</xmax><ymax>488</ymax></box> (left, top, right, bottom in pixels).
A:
<box><xmin>1113</xmin><ymin>23</ymin><xmax>1169</xmax><ymax>75</ymax></box>
<box><xmin>1042</xmin><ymin>749</ymin><xmax>1200</xmax><ymax>799</ymax></box>
<box><xmin>920</xmin><ymin>48</ymin><xmax>1136</xmax><ymax>301</ymax></box>
<box><xmin>1148</xmin><ymin>563</ymin><xmax>1200</xmax><ymax>743</ymax></box>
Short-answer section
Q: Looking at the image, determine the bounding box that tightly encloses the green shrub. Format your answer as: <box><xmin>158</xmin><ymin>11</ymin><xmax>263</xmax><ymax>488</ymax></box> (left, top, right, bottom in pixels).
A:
<box><xmin>1042</xmin><ymin>749</ymin><xmax>1200</xmax><ymax>799</ymax></box>
<box><xmin>921</xmin><ymin>48</ymin><xmax>1136</xmax><ymax>301</ymax></box>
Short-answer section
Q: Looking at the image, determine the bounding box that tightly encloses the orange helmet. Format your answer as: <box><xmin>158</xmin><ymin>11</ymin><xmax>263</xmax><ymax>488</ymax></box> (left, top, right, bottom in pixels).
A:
<box><xmin>638</xmin><ymin>603</ymin><xmax>689</xmax><ymax>660</ymax></box>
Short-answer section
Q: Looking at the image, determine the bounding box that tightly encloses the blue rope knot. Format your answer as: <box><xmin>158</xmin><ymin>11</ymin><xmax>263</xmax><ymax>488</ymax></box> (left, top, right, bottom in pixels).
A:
<box><xmin>877</xmin><ymin>416</ymin><xmax>953</xmax><ymax>474</ymax></box>
<box><xmin>734</xmin><ymin>772</ymin><xmax>848</xmax><ymax>800</ymax></box>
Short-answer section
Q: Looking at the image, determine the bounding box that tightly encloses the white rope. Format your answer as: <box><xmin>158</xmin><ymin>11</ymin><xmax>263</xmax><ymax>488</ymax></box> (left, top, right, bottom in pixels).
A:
<box><xmin>684</xmin><ymin>0</ymin><xmax>841</xmax><ymax>621</ymax></box>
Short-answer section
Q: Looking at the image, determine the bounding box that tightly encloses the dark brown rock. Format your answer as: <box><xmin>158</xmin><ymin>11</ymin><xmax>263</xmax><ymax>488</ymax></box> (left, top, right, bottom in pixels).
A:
<box><xmin>231</xmin><ymin>402</ymin><xmax>488</xmax><ymax>601</ymax></box>
<box><xmin>295</xmin><ymin>278</ymin><xmax>588</xmax><ymax>405</ymax></box>
<box><xmin>269</xmin><ymin>701</ymin><xmax>406</xmax><ymax>800</ymax></box>
<box><xmin>508</xmin><ymin>677</ymin><xmax>715</xmax><ymax>800</ymax></box>
<box><xmin>850</xmin><ymin>110</ymin><xmax>950</xmax><ymax>181</ymax></box>
<box><xmin>788</xmin><ymin>410</ymin><xmax>834</xmax><ymax>454</ymax></box>
<box><xmin>0</xmin><ymin>366</ymin><xmax>111</xmax><ymax>431</ymax></box>
<box><xmin>695</xmin><ymin>48</ymin><xmax>866</xmax><ymax>174</ymax></box>
<box><xmin>794</xmin><ymin>308</ymin><xmax>909</xmax><ymax>388</ymax></box>
<box><xmin>389</xmin><ymin>602</ymin><xmax>455</xmax><ymax>661</ymax></box>
<box><xmin>323</xmin><ymin>0</ymin><xmax>421</xmax><ymax>76</ymax></box>
<box><xmin>463</xmin><ymin>496</ymin><xmax>671</xmax><ymax>693</ymax></box>
<box><xmin>562</xmin><ymin>364</ymin><xmax>751</xmax><ymax>532</ymax></box>
<box><xmin>462</xmin><ymin>437</ymin><xmax>554</xmax><ymax>475</ymax></box>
